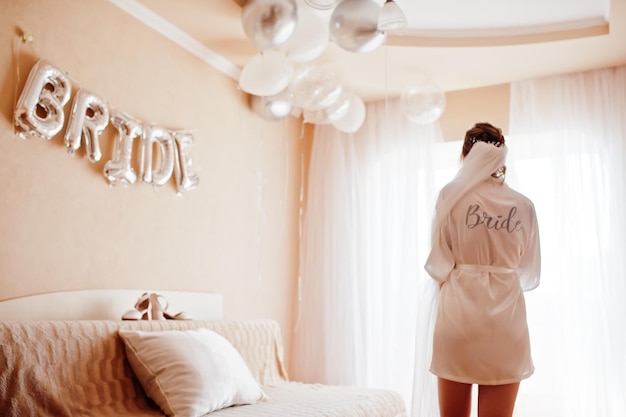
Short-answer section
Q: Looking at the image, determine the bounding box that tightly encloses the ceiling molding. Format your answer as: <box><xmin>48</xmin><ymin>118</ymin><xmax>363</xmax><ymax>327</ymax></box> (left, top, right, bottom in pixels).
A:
<box><xmin>388</xmin><ymin>18</ymin><xmax>609</xmax><ymax>47</ymax></box>
<box><xmin>108</xmin><ymin>0</ymin><xmax>242</xmax><ymax>80</ymax></box>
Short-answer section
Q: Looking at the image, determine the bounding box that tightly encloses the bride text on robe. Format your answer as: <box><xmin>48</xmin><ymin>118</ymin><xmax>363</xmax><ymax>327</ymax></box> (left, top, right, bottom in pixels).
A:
<box><xmin>466</xmin><ymin>205</ymin><xmax>522</xmax><ymax>233</ymax></box>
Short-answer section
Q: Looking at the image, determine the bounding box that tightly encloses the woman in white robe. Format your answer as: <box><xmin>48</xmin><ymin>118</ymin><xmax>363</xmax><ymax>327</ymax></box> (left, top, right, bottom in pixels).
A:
<box><xmin>425</xmin><ymin>122</ymin><xmax>541</xmax><ymax>417</ymax></box>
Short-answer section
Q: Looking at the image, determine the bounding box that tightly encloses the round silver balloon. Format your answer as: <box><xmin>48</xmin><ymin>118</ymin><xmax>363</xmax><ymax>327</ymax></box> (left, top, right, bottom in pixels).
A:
<box><xmin>401</xmin><ymin>79</ymin><xmax>446</xmax><ymax>125</ymax></box>
<box><xmin>242</xmin><ymin>0</ymin><xmax>298</xmax><ymax>51</ymax></box>
<box><xmin>329</xmin><ymin>0</ymin><xmax>386</xmax><ymax>53</ymax></box>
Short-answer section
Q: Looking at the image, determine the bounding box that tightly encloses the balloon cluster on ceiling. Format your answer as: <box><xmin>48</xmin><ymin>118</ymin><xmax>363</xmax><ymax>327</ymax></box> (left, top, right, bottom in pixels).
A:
<box><xmin>238</xmin><ymin>0</ymin><xmax>446</xmax><ymax>131</ymax></box>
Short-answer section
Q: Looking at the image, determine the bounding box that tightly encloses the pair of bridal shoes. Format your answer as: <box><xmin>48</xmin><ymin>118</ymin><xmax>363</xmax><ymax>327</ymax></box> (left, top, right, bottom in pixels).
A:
<box><xmin>122</xmin><ymin>292</ymin><xmax>191</xmax><ymax>320</ymax></box>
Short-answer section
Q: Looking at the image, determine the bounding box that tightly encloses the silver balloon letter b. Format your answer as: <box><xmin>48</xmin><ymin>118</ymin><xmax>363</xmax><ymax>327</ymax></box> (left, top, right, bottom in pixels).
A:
<box><xmin>14</xmin><ymin>60</ymin><xmax>71</xmax><ymax>140</ymax></box>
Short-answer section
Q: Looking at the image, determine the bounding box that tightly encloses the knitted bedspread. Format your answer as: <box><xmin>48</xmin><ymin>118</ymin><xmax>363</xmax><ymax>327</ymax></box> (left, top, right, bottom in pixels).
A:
<box><xmin>0</xmin><ymin>319</ymin><xmax>406</xmax><ymax>417</ymax></box>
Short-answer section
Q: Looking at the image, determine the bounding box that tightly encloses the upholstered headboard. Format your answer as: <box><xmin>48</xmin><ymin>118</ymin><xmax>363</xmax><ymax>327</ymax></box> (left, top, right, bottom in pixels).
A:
<box><xmin>0</xmin><ymin>289</ymin><xmax>222</xmax><ymax>321</ymax></box>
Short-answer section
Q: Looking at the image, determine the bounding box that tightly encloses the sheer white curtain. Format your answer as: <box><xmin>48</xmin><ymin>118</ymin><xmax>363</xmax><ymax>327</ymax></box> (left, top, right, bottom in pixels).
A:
<box><xmin>291</xmin><ymin>65</ymin><xmax>626</xmax><ymax>417</ymax></box>
<box><xmin>506</xmin><ymin>65</ymin><xmax>626</xmax><ymax>417</ymax></box>
<box><xmin>290</xmin><ymin>100</ymin><xmax>444</xmax><ymax>409</ymax></box>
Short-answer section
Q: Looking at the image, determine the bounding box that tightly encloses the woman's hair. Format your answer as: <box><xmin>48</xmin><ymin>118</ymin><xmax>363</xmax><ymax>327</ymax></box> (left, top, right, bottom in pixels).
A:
<box><xmin>461</xmin><ymin>122</ymin><xmax>505</xmax><ymax>158</ymax></box>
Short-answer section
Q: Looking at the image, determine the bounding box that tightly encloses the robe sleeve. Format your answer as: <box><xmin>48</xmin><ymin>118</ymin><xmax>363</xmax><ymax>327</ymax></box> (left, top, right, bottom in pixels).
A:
<box><xmin>424</xmin><ymin>196</ymin><xmax>455</xmax><ymax>283</ymax></box>
<box><xmin>517</xmin><ymin>201</ymin><xmax>541</xmax><ymax>291</ymax></box>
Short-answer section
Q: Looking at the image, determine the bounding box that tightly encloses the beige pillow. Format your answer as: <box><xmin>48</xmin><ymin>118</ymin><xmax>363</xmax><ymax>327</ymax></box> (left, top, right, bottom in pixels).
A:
<box><xmin>119</xmin><ymin>328</ymin><xmax>266</xmax><ymax>417</ymax></box>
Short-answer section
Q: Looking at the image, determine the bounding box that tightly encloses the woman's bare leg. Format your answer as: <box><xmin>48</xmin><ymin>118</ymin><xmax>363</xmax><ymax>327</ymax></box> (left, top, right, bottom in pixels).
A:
<box><xmin>477</xmin><ymin>382</ymin><xmax>520</xmax><ymax>417</ymax></box>
<box><xmin>438</xmin><ymin>378</ymin><xmax>472</xmax><ymax>417</ymax></box>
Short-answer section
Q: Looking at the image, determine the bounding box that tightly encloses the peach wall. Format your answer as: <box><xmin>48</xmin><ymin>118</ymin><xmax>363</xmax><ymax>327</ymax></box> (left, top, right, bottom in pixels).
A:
<box><xmin>439</xmin><ymin>83</ymin><xmax>510</xmax><ymax>141</ymax></box>
<box><xmin>0</xmin><ymin>0</ymin><xmax>306</xmax><ymax>364</ymax></box>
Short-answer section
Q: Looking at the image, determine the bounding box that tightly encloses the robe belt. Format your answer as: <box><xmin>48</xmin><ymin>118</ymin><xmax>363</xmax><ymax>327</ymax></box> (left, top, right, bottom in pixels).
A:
<box><xmin>455</xmin><ymin>264</ymin><xmax>515</xmax><ymax>274</ymax></box>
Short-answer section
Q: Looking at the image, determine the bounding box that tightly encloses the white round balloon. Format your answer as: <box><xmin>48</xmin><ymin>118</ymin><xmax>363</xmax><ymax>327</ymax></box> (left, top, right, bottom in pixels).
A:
<box><xmin>250</xmin><ymin>88</ymin><xmax>293</xmax><ymax>121</ymax></box>
<box><xmin>289</xmin><ymin>65</ymin><xmax>342</xmax><ymax>110</ymax></box>
<box><xmin>401</xmin><ymin>79</ymin><xmax>446</xmax><ymax>124</ymax></box>
<box><xmin>281</xmin><ymin>9</ymin><xmax>328</xmax><ymax>62</ymax></box>
<box><xmin>303</xmin><ymin>91</ymin><xmax>351</xmax><ymax>125</ymax></box>
<box><xmin>239</xmin><ymin>51</ymin><xmax>292</xmax><ymax>96</ymax></box>
<box><xmin>332</xmin><ymin>92</ymin><xmax>366</xmax><ymax>133</ymax></box>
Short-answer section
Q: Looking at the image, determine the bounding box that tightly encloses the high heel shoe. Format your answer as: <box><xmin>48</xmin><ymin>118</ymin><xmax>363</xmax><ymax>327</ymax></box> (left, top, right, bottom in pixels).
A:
<box><xmin>121</xmin><ymin>309</ymin><xmax>142</xmax><ymax>320</ymax></box>
<box><xmin>122</xmin><ymin>292</ymin><xmax>150</xmax><ymax>320</ymax></box>
<box><xmin>148</xmin><ymin>293</ymin><xmax>191</xmax><ymax>320</ymax></box>
<box><xmin>163</xmin><ymin>310</ymin><xmax>192</xmax><ymax>320</ymax></box>
<box><xmin>149</xmin><ymin>293</ymin><xmax>166</xmax><ymax>320</ymax></box>
<box><xmin>134</xmin><ymin>292</ymin><xmax>151</xmax><ymax>313</ymax></box>
<box><xmin>121</xmin><ymin>292</ymin><xmax>191</xmax><ymax>320</ymax></box>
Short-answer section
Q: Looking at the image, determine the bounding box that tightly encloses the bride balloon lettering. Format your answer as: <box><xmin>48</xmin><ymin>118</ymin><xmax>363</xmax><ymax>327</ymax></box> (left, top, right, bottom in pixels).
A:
<box><xmin>14</xmin><ymin>60</ymin><xmax>199</xmax><ymax>193</ymax></box>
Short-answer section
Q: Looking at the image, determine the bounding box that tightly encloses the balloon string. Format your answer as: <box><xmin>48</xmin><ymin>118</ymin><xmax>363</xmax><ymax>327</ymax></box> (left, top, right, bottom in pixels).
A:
<box><xmin>384</xmin><ymin>40</ymin><xmax>389</xmax><ymax>123</ymax></box>
<box><xmin>282</xmin><ymin>117</ymin><xmax>289</xmax><ymax>234</ymax></box>
<box><xmin>13</xmin><ymin>37</ymin><xmax>20</xmax><ymax>138</ymax></box>
<box><xmin>294</xmin><ymin>131</ymin><xmax>306</xmax><ymax>332</ymax></box>
<box><xmin>13</xmin><ymin>31</ymin><xmax>32</xmax><ymax>138</ymax></box>
<box><xmin>256</xmin><ymin>118</ymin><xmax>266</xmax><ymax>285</ymax></box>
<box><xmin>260</xmin><ymin>50</ymin><xmax>267</xmax><ymax>89</ymax></box>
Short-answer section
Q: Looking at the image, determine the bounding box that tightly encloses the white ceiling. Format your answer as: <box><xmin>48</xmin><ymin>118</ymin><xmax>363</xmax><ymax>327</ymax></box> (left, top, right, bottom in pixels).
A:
<box><xmin>398</xmin><ymin>0</ymin><xmax>609</xmax><ymax>33</ymax></box>
<box><xmin>122</xmin><ymin>0</ymin><xmax>626</xmax><ymax>102</ymax></box>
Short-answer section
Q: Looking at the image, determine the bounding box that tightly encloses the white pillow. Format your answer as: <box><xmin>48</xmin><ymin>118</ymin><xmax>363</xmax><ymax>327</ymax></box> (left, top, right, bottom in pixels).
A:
<box><xmin>118</xmin><ymin>328</ymin><xmax>266</xmax><ymax>417</ymax></box>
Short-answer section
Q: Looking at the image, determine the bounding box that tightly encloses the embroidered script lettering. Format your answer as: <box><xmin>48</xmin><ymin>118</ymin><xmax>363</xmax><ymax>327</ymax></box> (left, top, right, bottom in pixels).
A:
<box><xmin>465</xmin><ymin>205</ymin><xmax>522</xmax><ymax>233</ymax></box>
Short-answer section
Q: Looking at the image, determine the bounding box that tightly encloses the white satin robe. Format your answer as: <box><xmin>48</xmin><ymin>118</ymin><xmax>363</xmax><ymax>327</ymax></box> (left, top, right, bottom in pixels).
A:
<box><xmin>425</xmin><ymin>176</ymin><xmax>541</xmax><ymax>385</ymax></box>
